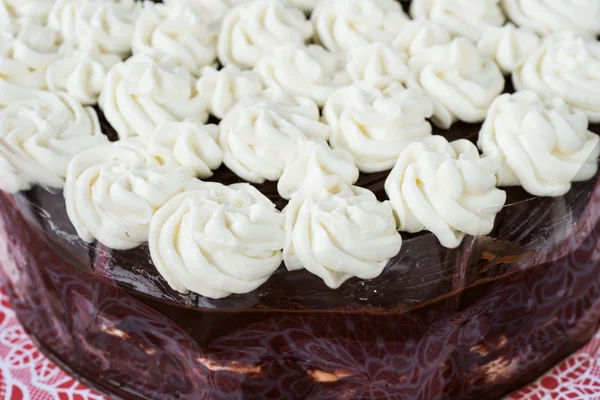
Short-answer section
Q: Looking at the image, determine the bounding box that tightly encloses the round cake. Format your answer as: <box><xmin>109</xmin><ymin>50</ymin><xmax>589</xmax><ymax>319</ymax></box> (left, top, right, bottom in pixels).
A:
<box><xmin>0</xmin><ymin>0</ymin><xmax>599</xmax><ymax>399</ymax></box>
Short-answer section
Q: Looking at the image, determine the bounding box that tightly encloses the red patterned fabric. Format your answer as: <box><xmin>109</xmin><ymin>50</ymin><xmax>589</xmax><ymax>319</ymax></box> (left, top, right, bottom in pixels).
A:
<box><xmin>0</xmin><ymin>281</ymin><xmax>600</xmax><ymax>400</ymax></box>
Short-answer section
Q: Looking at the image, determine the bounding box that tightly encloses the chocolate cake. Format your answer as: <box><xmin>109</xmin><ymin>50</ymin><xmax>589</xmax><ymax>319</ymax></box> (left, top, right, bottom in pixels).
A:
<box><xmin>0</xmin><ymin>0</ymin><xmax>599</xmax><ymax>399</ymax></box>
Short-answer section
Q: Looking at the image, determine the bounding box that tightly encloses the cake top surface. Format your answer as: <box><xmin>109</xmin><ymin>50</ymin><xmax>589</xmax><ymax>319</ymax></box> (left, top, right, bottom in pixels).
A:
<box><xmin>0</xmin><ymin>0</ymin><xmax>599</xmax><ymax>307</ymax></box>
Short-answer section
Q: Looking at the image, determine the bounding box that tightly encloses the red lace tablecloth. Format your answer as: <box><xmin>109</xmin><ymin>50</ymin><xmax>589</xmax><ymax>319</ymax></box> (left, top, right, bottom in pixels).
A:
<box><xmin>1</xmin><ymin>282</ymin><xmax>599</xmax><ymax>400</ymax></box>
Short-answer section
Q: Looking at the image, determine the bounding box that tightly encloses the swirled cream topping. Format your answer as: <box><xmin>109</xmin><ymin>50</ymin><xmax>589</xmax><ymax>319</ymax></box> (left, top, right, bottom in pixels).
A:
<box><xmin>513</xmin><ymin>32</ymin><xmax>600</xmax><ymax>124</ymax></box>
<box><xmin>132</xmin><ymin>0</ymin><xmax>219</xmax><ymax>73</ymax></box>
<box><xmin>48</xmin><ymin>0</ymin><xmax>141</xmax><ymax>57</ymax></box>
<box><xmin>64</xmin><ymin>138</ymin><xmax>198</xmax><ymax>250</ymax></box>
<box><xmin>148</xmin><ymin>183</ymin><xmax>284</xmax><ymax>299</ymax></box>
<box><xmin>312</xmin><ymin>0</ymin><xmax>408</xmax><ymax>53</ymax></box>
<box><xmin>196</xmin><ymin>65</ymin><xmax>264</xmax><ymax>120</ymax></box>
<box><xmin>225</xmin><ymin>0</ymin><xmax>321</xmax><ymax>13</ymax></box>
<box><xmin>286</xmin><ymin>0</ymin><xmax>320</xmax><ymax>12</ymax></box>
<box><xmin>278</xmin><ymin>140</ymin><xmax>359</xmax><ymax>200</ymax></box>
<box><xmin>255</xmin><ymin>43</ymin><xmax>350</xmax><ymax>106</ymax></box>
<box><xmin>477</xmin><ymin>23</ymin><xmax>540</xmax><ymax>74</ymax></box>
<box><xmin>0</xmin><ymin>23</ymin><xmax>60</xmax><ymax>90</ymax></box>
<box><xmin>1</xmin><ymin>0</ymin><xmax>55</xmax><ymax>24</ymax></box>
<box><xmin>99</xmin><ymin>55</ymin><xmax>208</xmax><ymax>139</ymax></box>
<box><xmin>407</xmin><ymin>38</ymin><xmax>505</xmax><ymax>129</ymax></box>
<box><xmin>391</xmin><ymin>19</ymin><xmax>452</xmax><ymax>56</ymax></box>
<box><xmin>219</xmin><ymin>89</ymin><xmax>330</xmax><ymax>183</ymax></box>
<box><xmin>284</xmin><ymin>184</ymin><xmax>402</xmax><ymax>289</ymax></box>
<box><xmin>324</xmin><ymin>82</ymin><xmax>434</xmax><ymax>173</ymax></box>
<box><xmin>479</xmin><ymin>91</ymin><xmax>600</xmax><ymax>197</ymax></box>
<box><xmin>346</xmin><ymin>43</ymin><xmax>409</xmax><ymax>89</ymax></box>
<box><xmin>501</xmin><ymin>0</ymin><xmax>600</xmax><ymax>38</ymax></box>
<box><xmin>410</xmin><ymin>0</ymin><xmax>505</xmax><ymax>41</ymax></box>
<box><xmin>218</xmin><ymin>0</ymin><xmax>312</xmax><ymax>69</ymax></box>
<box><xmin>385</xmin><ymin>136</ymin><xmax>506</xmax><ymax>249</ymax></box>
<box><xmin>0</xmin><ymin>90</ymin><xmax>108</xmax><ymax>193</ymax></box>
<box><xmin>147</xmin><ymin>120</ymin><xmax>223</xmax><ymax>179</ymax></box>
<box><xmin>46</xmin><ymin>43</ymin><xmax>122</xmax><ymax>105</ymax></box>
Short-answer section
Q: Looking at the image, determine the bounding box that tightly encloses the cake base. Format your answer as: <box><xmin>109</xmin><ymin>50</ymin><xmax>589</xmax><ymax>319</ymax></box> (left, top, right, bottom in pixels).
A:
<box><xmin>1</xmin><ymin>176</ymin><xmax>600</xmax><ymax>399</ymax></box>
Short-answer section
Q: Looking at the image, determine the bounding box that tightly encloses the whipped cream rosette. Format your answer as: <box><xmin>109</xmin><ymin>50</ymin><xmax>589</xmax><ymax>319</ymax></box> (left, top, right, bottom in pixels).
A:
<box><xmin>255</xmin><ymin>43</ymin><xmax>350</xmax><ymax>107</ymax></box>
<box><xmin>48</xmin><ymin>0</ymin><xmax>141</xmax><ymax>57</ymax></box>
<box><xmin>407</xmin><ymin>38</ymin><xmax>505</xmax><ymax>129</ymax></box>
<box><xmin>225</xmin><ymin>0</ymin><xmax>320</xmax><ymax>13</ymax></box>
<box><xmin>311</xmin><ymin>0</ymin><xmax>408</xmax><ymax>53</ymax></box>
<box><xmin>218</xmin><ymin>0</ymin><xmax>312</xmax><ymax>69</ymax></box>
<box><xmin>0</xmin><ymin>90</ymin><xmax>108</xmax><ymax>194</ymax></box>
<box><xmin>149</xmin><ymin>182</ymin><xmax>284</xmax><ymax>299</ymax></box>
<box><xmin>501</xmin><ymin>0</ymin><xmax>600</xmax><ymax>38</ymax></box>
<box><xmin>147</xmin><ymin>120</ymin><xmax>223</xmax><ymax>179</ymax></box>
<box><xmin>513</xmin><ymin>33</ymin><xmax>600</xmax><ymax>123</ymax></box>
<box><xmin>0</xmin><ymin>0</ymin><xmax>54</xmax><ymax>25</ymax></box>
<box><xmin>385</xmin><ymin>136</ymin><xmax>507</xmax><ymax>249</ymax></box>
<box><xmin>0</xmin><ymin>23</ymin><xmax>60</xmax><ymax>90</ymax></box>
<box><xmin>391</xmin><ymin>20</ymin><xmax>452</xmax><ymax>56</ymax></box>
<box><xmin>346</xmin><ymin>43</ymin><xmax>409</xmax><ymax>90</ymax></box>
<box><xmin>284</xmin><ymin>183</ymin><xmax>402</xmax><ymax>289</ymax></box>
<box><xmin>477</xmin><ymin>23</ymin><xmax>540</xmax><ymax>74</ymax></box>
<box><xmin>479</xmin><ymin>91</ymin><xmax>600</xmax><ymax>197</ymax></box>
<box><xmin>132</xmin><ymin>0</ymin><xmax>219</xmax><ymax>73</ymax></box>
<box><xmin>174</xmin><ymin>0</ymin><xmax>231</xmax><ymax>23</ymax></box>
<box><xmin>324</xmin><ymin>82</ymin><xmax>434</xmax><ymax>173</ymax></box>
<box><xmin>100</xmin><ymin>55</ymin><xmax>208</xmax><ymax>140</ymax></box>
<box><xmin>64</xmin><ymin>138</ymin><xmax>198</xmax><ymax>251</ymax></box>
<box><xmin>278</xmin><ymin>140</ymin><xmax>359</xmax><ymax>200</ymax></box>
<box><xmin>196</xmin><ymin>65</ymin><xmax>264</xmax><ymax>120</ymax></box>
<box><xmin>46</xmin><ymin>43</ymin><xmax>122</xmax><ymax>105</ymax></box>
<box><xmin>410</xmin><ymin>0</ymin><xmax>505</xmax><ymax>41</ymax></box>
<box><xmin>286</xmin><ymin>0</ymin><xmax>320</xmax><ymax>13</ymax></box>
<box><xmin>219</xmin><ymin>89</ymin><xmax>330</xmax><ymax>183</ymax></box>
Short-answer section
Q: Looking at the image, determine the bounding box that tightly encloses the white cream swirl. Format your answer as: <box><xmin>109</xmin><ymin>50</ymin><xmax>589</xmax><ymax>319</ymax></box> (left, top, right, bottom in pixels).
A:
<box><xmin>479</xmin><ymin>91</ymin><xmax>600</xmax><ymax>197</ymax></box>
<box><xmin>513</xmin><ymin>33</ymin><xmax>600</xmax><ymax>124</ymax></box>
<box><xmin>149</xmin><ymin>183</ymin><xmax>284</xmax><ymax>299</ymax></box>
<box><xmin>196</xmin><ymin>65</ymin><xmax>264</xmax><ymax>120</ymax></box>
<box><xmin>0</xmin><ymin>0</ymin><xmax>55</xmax><ymax>24</ymax></box>
<box><xmin>147</xmin><ymin>120</ymin><xmax>223</xmax><ymax>179</ymax></box>
<box><xmin>477</xmin><ymin>23</ymin><xmax>540</xmax><ymax>74</ymax></box>
<box><xmin>501</xmin><ymin>0</ymin><xmax>600</xmax><ymax>38</ymax></box>
<box><xmin>287</xmin><ymin>0</ymin><xmax>320</xmax><ymax>12</ymax></box>
<box><xmin>284</xmin><ymin>184</ymin><xmax>402</xmax><ymax>289</ymax></box>
<box><xmin>219</xmin><ymin>90</ymin><xmax>331</xmax><ymax>183</ymax></box>
<box><xmin>324</xmin><ymin>82</ymin><xmax>434</xmax><ymax>173</ymax></box>
<box><xmin>278</xmin><ymin>140</ymin><xmax>359</xmax><ymax>200</ymax></box>
<box><xmin>346</xmin><ymin>43</ymin><xmax>409</xmax><ymax>89</ymax></box>
<box><xmin>255</xmin><ymin>43</ymin><xmax>350</xmax><ymax>106</ymax></box>
<box><xmin>218</xmin><ymin>0</ymin><xmax>312</xmax><ymax>69</ymax></box>
<box><xmin>48</xmin><ymin>0</ymin><xmax>141</xmax><ymax>57</ymax></box>
<box><xmin>46</xmin><ymin>43</ymin><xmax>122</xmax><ymax>105</ymax></box>
<box><xmin>391</xmin><ymin>20</ymin><xmax>452</xmax><ymax>56</ymax></box>
<box><xmin>0</xmin><ymin>79</ymin><xmax>39</xmax><ymax>109</ymax></box>
<box><xmin>64</xmin><ymin>138</ymin><xmax>198</xmax><ymax>250</ymax></box>
<box><xmin>225</xmin><ymin>0</ymin><xmax>321</xmax><ymax>13</ymax></box>
<box><xmin>132</xmin><ymin>0</ymin><xmax>219</xmax><ymax>73</ymax></box>
<box><xmin>385</xmin><ymin>136</ymin><xmax>506</xmax><ymax>249</ymax></box>
<box><xmin>99</xmin><ymin>55</ymin><xmax>208</xmax><ymax>140</ymax></box>
<box><xmin>410</xmin><ymin>0</ymin><xmax>505</xmax><ymax>41</ymax></box>
<box><xmin>311</xmin><ymin>0</ymin><xmax>408</xmax><ymax>53</ymax></box>
<box><xmin>407</xmin><ymin>38</ymin><xmax>505</xmax><ymax>129</ymax></box>
<box><xmin>187</xmin><ymin>0</ymin><xmax>232</xmax><ymax>22</ymax></box>
<box><xmin>0</xmin><ymin>23</ymin><xmax>60</xmax><ymax>90</ymax></box>
<box><xmin>0</xmin><ymin>90</ymin><xmax>108</xmax><ymax>193</ymax></box>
